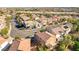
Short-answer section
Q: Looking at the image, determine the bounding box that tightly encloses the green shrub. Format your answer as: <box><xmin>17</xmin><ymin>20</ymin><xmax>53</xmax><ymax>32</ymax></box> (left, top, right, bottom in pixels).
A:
<box><xmin>15</xmin><ymin>35</ymin><xmax>21</xmax><ymax>40</ymax></box>
<box><xmin>0</xmin><ymin>27</ymin><xmax>8</xmax><ymax>36</ymax></box>
<box><xmin>74</xmin><ymin>41</ymin><xmax>79</xmax><ymax>51</ymax></box>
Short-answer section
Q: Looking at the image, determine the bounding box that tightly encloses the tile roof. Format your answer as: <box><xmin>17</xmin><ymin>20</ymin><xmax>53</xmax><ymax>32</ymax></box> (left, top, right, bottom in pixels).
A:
<box><xmin>9</xmin><ymin>38</ymin><xmax>31</xmax><ymax>51</ymax></box>
<box><xmin>35</xmin><ymin>32</ymin><xmax>56</xmax><ymax>47</ymax></box>
<box><xmin>18</xmin><ymin>38</ymin><xmax>30</xmax><ymax>51</ymax></box>
<box><xmin>35</xmin><ymin>32</ymin><xmax>50</xmax><ymax>42</ymax></box>
<box><xmin>40</xmin><ymin>15</ymin><xmax>47</xmax><ymax>20</ymax></box>
<box><xmin>9</xmin><ymin>40</ymin><xmax>20</xmax><ymax>51</ymax></box>
<box><xmin>52</xmin><ymin>27</ymin><xmax>64</xmax><ymax>35</ymax></box>
<box><xmin>52</xmin><ymin>15</ymin><xmax>60</xmax><ymax>21</ymax></box>
<box><xmin>0</xmin><ymin>36</ymin><xmax>6</xmax><ymax>45</ymax></box>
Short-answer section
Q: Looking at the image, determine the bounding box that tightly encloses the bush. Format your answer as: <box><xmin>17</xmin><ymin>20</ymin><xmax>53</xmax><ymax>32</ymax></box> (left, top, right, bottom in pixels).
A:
<box><xmin>56</xmin><ymin>34</ymin><xmax>75</xmax><ymax>51</ymax></box>
<box><xmin>40</xmin><ymin>27</ymin><xmax>46</xmax><ymax>32</ymax></box>
<box><xmin>73</xmin><ymin>41</ymin><xmax>79</xmax><ymax>51</ymax></box>
<box><xmin>15</xmin><ymin>35</ymin><xmax>21</xmax><ymax>40</ymax></box>
<box><xmin>37</xmin><ymin>45</ymin><xmax>48</xmax><ymax>51</ymax></box>
<box><xmin>0</xmin><ymin>27</ymin><xmax>8</xmax><ymax>36</ymax></box>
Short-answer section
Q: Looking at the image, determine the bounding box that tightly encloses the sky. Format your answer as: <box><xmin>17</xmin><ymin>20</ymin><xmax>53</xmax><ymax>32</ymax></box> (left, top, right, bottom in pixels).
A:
<box><xmin>0</xmin><ymin>0</ymin><xmax>79</xmax><ymax>7</ymax></box>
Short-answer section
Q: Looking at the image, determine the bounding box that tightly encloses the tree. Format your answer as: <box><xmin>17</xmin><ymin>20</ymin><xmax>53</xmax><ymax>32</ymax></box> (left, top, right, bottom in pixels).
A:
<box><xmin>16</xmin><ymin>16</ymin><xmax>23</xmax><ymax>27</ymax></box>
<box><xmin>59</xmin><ymin>18</ymin><xmax>66</xmax><ymax>22</ymax></box>
<box><xmin>6</xmin><ymin>16</ymin><xmax>13</xmax><ymax>27</ymax></box>
<box><xmin>6</xmin><ymin>16</ymin><xmax>12</xmax><ymax>21</ymax></box>
<box><xmin>66</xmin><ymin>18</ymin><xmax>76</xmax><ymax>24</ymax></box>
<box><xmin>0</xmin><ymin>27</ymin><xmax>8</xmax><ymax>36</ymax></box>
<box><xmin>57</xmin><ymin>42</ymin><xmax>66</xmax><ymax>51</ymax></box>
<box><xmin>37</xmin><ymin>45</ymin><xmax>48</xmax><ymax>51</ymax></box>
<box><xmin>0</xmin><ymin>27</ymin><xmax>9</xmax><ymax>39</ymax></box>
<box><xmin>44</xmin><ymin>14</ymin><xmax>50</xmax><ymax>18</ymax></box>
<box><xmin>67</xmin><ymin>19</ymin><xmax>79</xmax><ymax>32</ymax></box>
<box><xmin>15</xmin><ymin>35</ymin><xmax>21</xmax><ymax>40</ymax></box>
<box><xmin>57</xmin><ymin>34</ymin><xmax>74</xmax><ymax>51</ymax></box>
<box><xmin>40</xmin><ymin>27</ymin><xmax>46</xmax><ymax>32</ymax></box>
<box><xmin>74</xmin><ymin>41</ymin><xmax>79</xmax><ymax>51</ymax></box>
<box><xmin>64</xmin><ymin>35</ymin><xmax>74</xmax><ymax>49</ymax></box>
<box><xmin>72</xmin><ymin>24</ymin><xmax>78</xmax><ymax>32</ymax></box>
<box><xmin>76</xmin><ymin>20</ymin><xmax>79</xmax><ymax>31</ymax></box>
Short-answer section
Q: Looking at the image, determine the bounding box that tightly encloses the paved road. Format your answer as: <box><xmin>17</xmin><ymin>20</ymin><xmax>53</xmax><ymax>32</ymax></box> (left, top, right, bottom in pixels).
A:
<box><xmin>16</xmin><ymin>11</ymin><xmax>79</xmax><ymax>15</ymax></box>
<box><xmin>10</xmin><ymin>18</ymin><xmax>34</xmax><ymax>38</ymax></box>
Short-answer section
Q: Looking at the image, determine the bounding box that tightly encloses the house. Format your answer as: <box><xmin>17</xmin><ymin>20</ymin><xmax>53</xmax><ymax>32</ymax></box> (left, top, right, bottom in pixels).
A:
<box><xmin>9</xmin><ymin>38</ymin><xmax>31</xmax><ymax>51</ymax></box>
<box><xmin>35</xmin><ymin>21</ymin><xmax>42</xmax><ymax>28</ymax></box>
<box><xmin>47</xmin><ymin>26</ymin><xmax>64</xmax><ymax>41</ymax></box>
<box><xmin>8</xmin><ymin>40</ymin><xmax>20</xmax><ymax>51</ymax></box>
<box><xmin>34</xmin><ymin>31</ymin><xmax>56</xmax><ymax>48</ymax></box>
<box><xmin>40</xmin><ymin>15</ymin><xmax>48</xmax><ymax>26</ymax></box>
<box><xmin>47</xmin><ymin>17</ymin><xmax>53</xmax><ymax>24</ymax></box>
<box><xmin>52</xmin><ymin>15</ymin><xmax>60</xmax><ymax>22</ymax></box>
<box><xmin>46</xmin><ymin>22</ymin><xmax>72</xmax><ymax>41</ymax></box>
<box><xmin>41</xmin><ymin>20</ymin><xmax>48</xmax><ymax>26</ymax></box>
<box><xmin>0</xmin><ymin>36</ymin><xmax>12</xmax><ymax>51</ymax></box>
<box><xmin>24</xmin><ymin>20</ymin><xmax>42</xmax><ymax>29</ymax></box>
<box><xmin>61</xmin><ymin>22</ymin><xmax>73</xmax><ymax>34</ymax></box>
<box><xmin>0</xmin><ymin>15</ymin><xmax>6</xmax><ymax>31</ymax></box>
<box><xmin>32</xmin><ymin>14</ymin><xmax>39</xmax><ymax>20</ymax></box>
<box><xmin>24</xmin><ymin>21</ymin><xmax>35</xmax><ymax>28</ymax></box>
<box><xmin>40</xmin><ymin>15</ymin><xmax>47</xmax><ymax>20</ymax></box>
<box><xmin>20</xmin><ymin>14</ymin><xmax>30</xmax><ymax>21</ymax></box>
<box><xmin>35</xmin><ymin>17</ymin><xmax>40</xmax><ymax>21</ymax></box>
<box><xmin>18</xmin><ymin>38</ymin><xmax>30</xmax><ymax>51</ymax></box>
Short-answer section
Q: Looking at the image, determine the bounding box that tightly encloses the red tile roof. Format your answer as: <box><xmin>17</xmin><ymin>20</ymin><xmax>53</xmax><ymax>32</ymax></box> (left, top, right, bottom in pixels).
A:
<box><xmin>18</xmin><ymin>38</ymin><xmax>30</xmax><ymax>51</ymax></box>
<box><xmin>9</xmin><ymin>40</ymin><xmax>20</xmax><ymax>51</ymax></box>
<box><xmin>9</xmin><ymin>38</ymin><xmax>31</xmax><ymax>51</ymax></box>
<box><xmin>0</xmin><ymin>36</ymin><xmax>6</xmax><ymax>45</ymax></box>
<box><xmin>35</xmin><ymin>32</ymin><xmax>50</xmax><ymax>42</ymax></box>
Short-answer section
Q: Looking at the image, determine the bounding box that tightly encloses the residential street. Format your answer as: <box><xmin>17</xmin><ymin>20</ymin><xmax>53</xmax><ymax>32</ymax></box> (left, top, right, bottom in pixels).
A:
<box><xmin>10</xmin><ymin>17</ymin><xmax>34</xmax><ymax>38</ymax></box>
